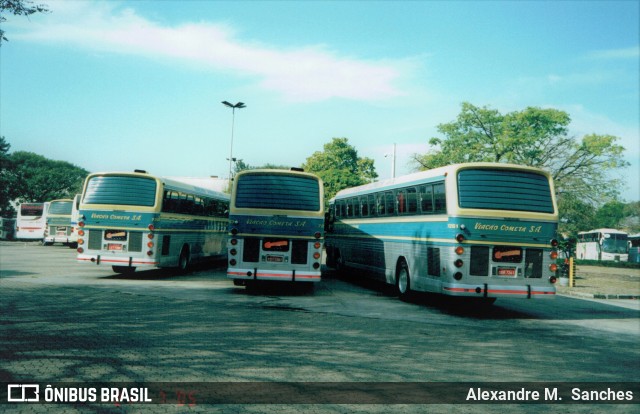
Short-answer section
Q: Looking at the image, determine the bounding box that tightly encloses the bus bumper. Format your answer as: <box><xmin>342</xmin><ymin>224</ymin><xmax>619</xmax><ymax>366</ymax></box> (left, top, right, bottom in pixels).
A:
<box><xmin>442</xmin><ymin>282</ymin><xmax>556</xmax><ymax>298</ymax></box>
<box><xmin>228</xmin><ymin>268</ymin><xmax>321</xmax><ymax>283</ymax></box>
<box><xmin>77</xmin><ymin>254</ymin><xmax>159</xmax><ymax>267</ymax></box>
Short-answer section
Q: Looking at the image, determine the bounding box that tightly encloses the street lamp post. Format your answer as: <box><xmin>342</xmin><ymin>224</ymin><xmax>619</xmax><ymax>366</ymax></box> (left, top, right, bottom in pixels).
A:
<box><xmin>222</xmin><ymin>101</ymin><xmax>246</xmax><ymax>182</ymax></box>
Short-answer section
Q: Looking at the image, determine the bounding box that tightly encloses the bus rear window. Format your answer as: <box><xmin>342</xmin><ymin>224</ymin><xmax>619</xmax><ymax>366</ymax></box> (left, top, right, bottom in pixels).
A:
<box><xmin>20</xmin><ymin>204</ymin><xmax>44</xmax><ymax>216</ymax></box>
<box><xmin>83</xmin><ymin>176</ymin><xmax>157</xmax><ymax>207</ymax></box>
<box><xmin>48</xmin><ymin>201</ymin><xmax>72</xmax><ymax>215</ymax></box>
<box><xmin>235</xmin><ymin>174</ymin><xmax>321</xmax><ymax>211</ymax></box>
<box><xmin>457</xmin><ymin>169</ymin><xmax>554</xmax><ymax>213</ymax></box>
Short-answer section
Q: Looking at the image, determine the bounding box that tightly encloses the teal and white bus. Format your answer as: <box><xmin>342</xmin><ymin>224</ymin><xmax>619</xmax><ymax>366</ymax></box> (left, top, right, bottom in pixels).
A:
<box><xmin>227</xmin><ymin>169</ymin><xmax>324</xmax><ymax>285</ymax></box>
<box><xmin>43</xmin><ymin>198</ymin><xmax>75</xmax><ymax>246</ymax></box>
<box><xmin>77</xmin><ymin>171</ymin><xmax>229</xmax><ymax>273</ymax></box>
<box><xmin>325</xmin><ymin>163</ymin><xmax>559</xmax><ymax>302</ymax></box>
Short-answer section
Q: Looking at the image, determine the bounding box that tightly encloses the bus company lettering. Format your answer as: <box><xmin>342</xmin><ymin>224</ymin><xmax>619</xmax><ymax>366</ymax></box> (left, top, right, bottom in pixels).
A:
<box><xmin>91</xmin><ymin>213</ymin><xmax>143</xmax><ymax>221</ymax></box>
<box><xmin>246</xmin><ymin>218</ymin><xmax>308</xmax><ymax>228</ymax></box>
<box><xmin>474</xmin><ymin>222</ymin><xmax>543</xmax><ymax>233</ymax></box>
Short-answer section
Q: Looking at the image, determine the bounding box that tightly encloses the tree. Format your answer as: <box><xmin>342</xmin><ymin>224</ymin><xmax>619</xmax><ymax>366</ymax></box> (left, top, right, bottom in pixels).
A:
<box><xmin>411</xmin><ymin>102</ymin><xmax>629</xmax><ymax>234</ymax></box>
<box><xmin>0</xmin><ymin>0</ymin><xmax>50</xmax><ymax>45</ymax></box>
<box><xmin>8</xmin><ymin>151</ymin><xmax>89</xmax><ymax>202</ymax></box>
<box><xmin>302</xmin><ymin>137</ymin><xmax>378</xmax><ymax>203</ymax></box>
<box><xmin>0</xmin><ymin>136</ymin><xmax>16</xmax><ymax>216</ymax></box>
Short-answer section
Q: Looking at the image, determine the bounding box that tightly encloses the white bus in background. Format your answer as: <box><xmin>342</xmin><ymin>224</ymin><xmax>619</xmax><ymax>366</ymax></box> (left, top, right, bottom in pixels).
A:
<box><xmin>576</xmin><ymin>228</ymin><xmax>629</xmax><ymax>262</ymax></box>
<box><xmin>15</xmin><ymin>202</ymin><xmax>49</xmax><ymax>240</ymax></box>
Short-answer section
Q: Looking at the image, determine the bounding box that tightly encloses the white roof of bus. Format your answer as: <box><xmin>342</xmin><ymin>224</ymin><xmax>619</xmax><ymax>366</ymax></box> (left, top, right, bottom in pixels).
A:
<box><xmin>578</xmin><ymin>228</ymin><xmax>628</xmax><ymax>234</ymax></box>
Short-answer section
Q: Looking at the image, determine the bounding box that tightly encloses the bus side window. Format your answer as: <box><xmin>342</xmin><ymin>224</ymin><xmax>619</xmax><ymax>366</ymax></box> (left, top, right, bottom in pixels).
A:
<box><xmin>385</xmin><ymin>191</ymin><xmax>396</xmax><ymax>215</ymax></box>
<box><xmin>351</xmin><ymin>198</ymin><xmax>360</xmax><ymax>217</ymax></box>
<box><xmin>434</xmin><ymin>183</ymin><xmax>446</xmax><ymax>213</ymax></box>
<box><xmin>421</xmin><ymin>185</ymin><xmax>434</xmax><ymax>213</ymax></box>
<box><xmin>397</xmin><ymin>190</ymin><xmax>406</xmax><ymax>214</ymax></box>
<box><xmin>368</xmin><ymin>195</ymin><xmax>376</xmax><ymax>217</ymax></box>
<box><xmin>360</xmin><ymin>196</ymin><xmax>369</xmax><ymax>217</ymax></box>
<box><xmin>406</xmin><ymin>187</ymin><xmax>418</xmax><ymax>214</ymax></box>
<box><xmin>377</xmin><ymin>193</ymin><xmax>386</xmax><ymax>216</ymax></box>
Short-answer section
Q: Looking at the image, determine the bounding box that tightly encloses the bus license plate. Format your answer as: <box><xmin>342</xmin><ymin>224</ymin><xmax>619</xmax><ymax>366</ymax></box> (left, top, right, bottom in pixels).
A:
<box><xmin>497</xmin><ymin>267</ymin><xmax>516</xmax><ymax>277</ymax></box>
<box><xmin>108</xmin><ymin>244</ymin><xmax>123</xmax><ymax>251</ymax></box>
<box><xmin>266</xmin><ymin>255</ymin><xmax>284</xmax><ymax>263</ymax></box>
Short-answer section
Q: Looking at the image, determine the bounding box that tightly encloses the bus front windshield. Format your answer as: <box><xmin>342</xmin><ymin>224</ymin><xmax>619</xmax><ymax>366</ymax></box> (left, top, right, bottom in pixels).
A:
<box><xmin>601</xmin><ymin>234</ymin><xmax>628</xmax><ymax>254</ymax></box>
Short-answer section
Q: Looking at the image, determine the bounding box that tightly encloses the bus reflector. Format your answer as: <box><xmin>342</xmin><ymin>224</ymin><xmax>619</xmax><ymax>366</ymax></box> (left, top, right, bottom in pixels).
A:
<box><xmin>454</xmin><ymin>272</ymin><xmax>463</xmax><ymax>280</ymax></box>
<box><xmin>147</xmin><ymin>251</ymin><xmax>153</xmax><ymax>256</ymax></box>
<box><xmin>314</xmin><ymin>242</ymin><xmax>321</xmax><ymax>249</ymax></box>
<box><xmin>313</xmin><ymin>252</ymin><xmax>321</xmax><ymax>260</ymax></box>
<box><xmin>230</xmin><ymin>259</ymin><xmax>237</xmax><ymax>266</ymax></box>
<box><xmin>78</xmin><ymin>230</ymin><xmax>85</xmax><ymax>236</ymax></box>
<box><xmin>78</xmin><ymin>221</ymin><xmax>85</xmax><ymax>227</ymax></box>
<box><xmin>230</xmin><ymin>249</ymin><xmax>237</xmax><ymax>256</ymax></box>
<box><xmin>230</xmin><ymin>238</ymin><xmax>238</xmax><ymax>246</ymax></box>
<box><xmin>147</xmin><ymin>233</ymin><xmax>154</xmax><ymax>239</ymax></box>
<box><xmin>78</xmin><ymin>239</ymin><xmax>84</xmax><ymax>245</ymax></box>
<box><xmin>147</xmin><ymin>242</ymin><xmax>154</xmax><ymax>248</ymax></box>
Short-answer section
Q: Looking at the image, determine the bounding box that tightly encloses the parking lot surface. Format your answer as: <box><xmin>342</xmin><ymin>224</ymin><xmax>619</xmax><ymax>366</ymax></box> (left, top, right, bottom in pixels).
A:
<box><xmin>1</xmin><ymin>243</ymin><xmax>638</xmax><ymax>413</ymax></box>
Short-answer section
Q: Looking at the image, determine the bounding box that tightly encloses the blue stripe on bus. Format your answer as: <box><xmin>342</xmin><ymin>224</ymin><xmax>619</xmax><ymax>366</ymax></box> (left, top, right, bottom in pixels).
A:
<box><xmin>231</xmin><ymin>215</ymin><xmax>323</xmax><ymax>237</ymax></box>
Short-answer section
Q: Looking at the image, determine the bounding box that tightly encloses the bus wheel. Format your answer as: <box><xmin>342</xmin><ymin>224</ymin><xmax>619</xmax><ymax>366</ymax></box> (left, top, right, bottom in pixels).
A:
<box><xmin>178</xmin><ymin>245</ymin><xmax>190</xmax><ymax>272</ymax></box>
<box><xmin>396</xmin><ymin>260</ymin><xmax>412</xmax><ymax>301</ymax></box>
<box><xmin>112</xmin><ymin>266</ymin><xmax>136</xmax><ymax>274</ymax></box>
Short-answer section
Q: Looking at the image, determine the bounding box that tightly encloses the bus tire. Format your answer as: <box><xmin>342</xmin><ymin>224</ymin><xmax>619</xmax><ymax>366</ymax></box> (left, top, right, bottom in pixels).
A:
<box><xmin>178</xmin><ymin>245</ymin><xmax>190</xmax><ymax>272</ymax></box>
<box><xmin>396</xmin><ymin>259</ymin><xmax>412</xmax><ymax>301</ymax></box>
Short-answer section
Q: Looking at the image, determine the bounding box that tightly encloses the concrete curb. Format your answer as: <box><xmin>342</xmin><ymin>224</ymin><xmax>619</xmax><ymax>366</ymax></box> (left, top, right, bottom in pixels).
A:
<box><xmin>558</xmin><ymin>290</ymin><xmax>639</xmax><ymax>300</ymax></box>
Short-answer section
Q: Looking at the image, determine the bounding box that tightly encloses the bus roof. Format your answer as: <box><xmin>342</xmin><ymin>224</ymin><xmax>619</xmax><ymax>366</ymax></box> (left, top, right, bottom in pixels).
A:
<box><xmin>331</xmin><ymin>162</ymin><xmax>552</xmax><ymax>201</ymax></box>
<box><xmin>578</xmin><ymin>228</ymin><xmax>628</xmax><ymax>235</ymax></box>
<box><xmin>85</xmin><ymin>171</ymin><xmax>229</xmax><ymax>201</ymax></box>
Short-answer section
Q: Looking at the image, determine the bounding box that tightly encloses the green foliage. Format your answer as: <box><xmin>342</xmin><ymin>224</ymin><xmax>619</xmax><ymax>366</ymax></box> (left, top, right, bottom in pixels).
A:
<box><xmin>412</xmin><ymin>102</ymin><xmax>630</xmax><ymax>235</ymax></box>
<box><xmin>302</xmin><ymin>137</ymin><xmax>378</xmax><ymax>202</ymax></box>
<box><xmin>0</xmin><ymin>0</ymin><xmax>50</xmax><ymax>44</ymax></box>
<box><xmin>1</xmin><ymin>147</ymin><xmax>89</xmax><ymax>214</ymax></box>
<box><xmin>0</xmin><ymin>136</ymin><xmax>16</xmax><ymax>217</ymax></box>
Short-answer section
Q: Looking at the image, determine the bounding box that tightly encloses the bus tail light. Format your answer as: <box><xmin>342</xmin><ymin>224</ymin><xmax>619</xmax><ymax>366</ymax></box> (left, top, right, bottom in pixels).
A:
<box><xmin>230</xmin><ymin>239</ymin><xmax>238</xmax><ymax>246</ymax></box>
<box><xmin>454</xmin><ymin>272</ymin><xmax>463</xmax><ymax>280</ymax></box>
<box><xmin>78</xmin><ymin>221</ymin><xmax>85</xmax><ymax>227</ymax></box>
<box><xmin>550</xmin><ymin>239</ymin><xmax>558</xmax><ymax>247</ymax></box>
<box><xmin>77</xmin><ymin>238</ymin><xmax>84</xmax><ymax>245</ymax></box>
<box><xmin>229</xmin><ymin>259</ymin><xmax>237</xmax><ymax>266</ymax></box>
<box><xmin>455</xmin><ymin>246</ymin><xmax>464</xmax><ymax>255</ymax></box>
<box><xmin>78</xmin><ymin>229</ymin><xmax>85</xmax><ymax>237</ymax></box>
<box><xmin>549</xmin><ymin>276</ymin><xmax>557</xmax><ymax>284</ymax></box>
<box><xmin>549</xmin><ymin>263</ymin><xmax>558</xmax><ymax>272</ymax></box>
<box><xmin>231</xmin><ymin>228</ymin><xmax>238</xmax><ymax>235</ymax></box>
<box><xmin>147</xmin><ymin>233</ymin><xmax>154</xmax><ymax>239</ymax></box>
<box><xmin>147</xmin><ymin>250</ymin><xmax>153</xmax><ymax>256</ymax></box>
<box><xmin>77</xmin><ymin>247</ymin><xmax>84</xmax><ymax>253</ymax></box>
<box><xmin>314</xmin><ymin>232</ymin><xmax>322</xmax><ymax>239</ymax></box>
<box><xmin>314</xmin><ymin>242</ymin><xmax>321</xmax><ymax>249</ymax></box>
<box><xmin>230</xmin><ymin>249</ymin><xmax>237</xmax><ymax>256</ymax></box>
<box><xmin>313</xmin><ymin>252</ymin><xmax>321</xmax><ymax>260</ymax></box>
<box><xmin>455</xmin><ymin>233</ymin><xmax>465</xmax><ymax>243</ymax></box>
<box><xmin>313</xmin><ymin>262</ymin><xmax>320</xmax><ymax>269</ymax></box>
<box><xmin>550</xmin><ymin>250</ymin><xmax>558</xmax><ymax>260</ymax></box>
<box><xmin>454</xmin><ymin>259</ymin><xmax>463</xmax><ymax>268</ymax></box>
<box><xmin>147</xmin><ymin>242</ymin><xmax>154</xmax><ymax>248</ymax></box>
<box><xmin>148</xmin><ymin>224</ymin><xmax>155</xmax><ymax>231</ymax></box>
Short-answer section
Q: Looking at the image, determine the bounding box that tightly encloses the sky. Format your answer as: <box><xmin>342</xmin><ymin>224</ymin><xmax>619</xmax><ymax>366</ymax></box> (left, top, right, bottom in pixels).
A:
<box><xmin>1</xmin><ymin>0</ymin><xmax>639</xmax><ymax>201</ymax></box>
